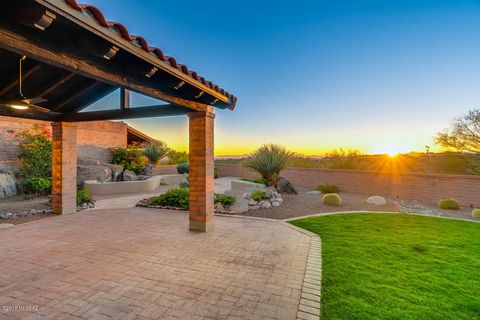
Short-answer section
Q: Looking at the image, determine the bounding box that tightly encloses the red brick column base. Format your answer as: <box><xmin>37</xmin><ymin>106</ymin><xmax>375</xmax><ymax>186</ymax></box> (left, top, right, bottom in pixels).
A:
<box><xmin>52</xmin><ymin>122</ymin><xmax>77</xmax><ymax>215</ymax></box>
<box><xmin>188</xmin><ymin>111</ymin><xmax>215</xmax><ymax>232</ymax></box>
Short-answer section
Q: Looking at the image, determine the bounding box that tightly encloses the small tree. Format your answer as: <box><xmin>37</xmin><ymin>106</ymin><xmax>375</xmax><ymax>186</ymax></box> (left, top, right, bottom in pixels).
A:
<box><xmin>143</xmin><ymin>141</ymin><xmax>169</xmax><ymax>164</ymax></box>
<box><xmin>244</xmin><ymin>144</ymin><xmax>294</xmax><ymax>186</ymax></box>
<box><xmin>435</xmin><ymin>109</ymin><xmax>480</xmax><ymax>152</ymax></box>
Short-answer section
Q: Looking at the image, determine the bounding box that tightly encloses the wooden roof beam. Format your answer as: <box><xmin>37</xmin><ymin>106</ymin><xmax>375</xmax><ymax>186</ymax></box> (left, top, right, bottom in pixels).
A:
<box><xmin>0</xmin><ymin>26</ymin><xmax>211</xmax><ymax>112</ymax></box>
<box><xmin>59</xmin><ymin>104</ymin><xmax>191</xmax><ymax>122</ymax></box>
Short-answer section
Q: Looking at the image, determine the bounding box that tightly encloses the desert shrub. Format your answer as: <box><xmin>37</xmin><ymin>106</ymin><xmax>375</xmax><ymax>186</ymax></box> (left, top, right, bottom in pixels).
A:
<box><xmin>323</xmin><ymin>193</ymin><xmax>342</xmax><ymax>206</ymax></box>
<box><xmin>317</xmin><ymin>184</ymin><xmax>340</xmax><ymax>194</ymax></box>
<box><xmin>438</xmin><ymin>198</ymin><xmax>460</xmax><ymax>210</ymax></box>
<box><xmin>177</xmin><ymin>163</ymin><xmax>189</xmax><ymax>174</ymax></box>
<box><xmin>244</xmin><ymin>144</ymin><xmax>294</xmax><ymax>186</ymax></box>
<box><xmin>148</xmin><ymin>188</ymin><xmax>189</xmax><ymax>209</ymax></box>
<box><xmin>472</xmin><ymin>208</ymin><xmax>480</xmax><ymax>218</ymax></box>
<box><xmin>77</xmin><ymin>186</ymin><xmax>93</xmax><ymax>205</ymax></box>
<box><xmin>324</xmin><ymin>148</ymin><xmax>362</xmax><ymax>170</ymax></box>
<box><xmin>21</xmin><ymin>177</ymin><xmax>52</xmax><ymax>195</ymax></box>
<box><xmin>111</xmin><ymin>143</ymin><xmax>147</xmax><ymax>174</ymax></box>
<box><xmin>214</xmin><ymin>193</ymin><xmax>235</xmax><ymax>206</ymax></box>
<box><xmin>241</xmin><ymin>177</ymin><xmax>267</xmax><ymax>185</ymax></box>
<box><xmin>143</xmin><ymin>141</ymin><xmax>169</xmax><ymax>164</ymax></box>
<box><xmin>168</xmin><ymin>150</ymin><xmax>189</xmax><ymax>164</ymax></box>
<box><xmin>250</xmin><ymin>190</ymin><xmax>266</xmax><ymax>202</ymax></box>
<box><xmin>16</xmin><ymin>125</ymin><xmax>52</xmax><ymax>180</ymax></box>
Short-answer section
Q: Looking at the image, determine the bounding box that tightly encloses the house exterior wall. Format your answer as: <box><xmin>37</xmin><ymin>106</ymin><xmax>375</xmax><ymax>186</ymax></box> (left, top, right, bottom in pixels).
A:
<box><xmin>0</xmin><ymin>116</ymin><xmax>127</xmax><ymax>169</ymax></box>
<box><xmin>216</xmin><ymin>164</ymin><xmax>480</xmax><ymax>207</ymax></box>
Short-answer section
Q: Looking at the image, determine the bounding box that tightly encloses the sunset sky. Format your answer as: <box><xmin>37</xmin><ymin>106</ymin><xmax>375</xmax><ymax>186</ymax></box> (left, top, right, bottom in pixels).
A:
<box><xmin>86</xmin><ymin>0</ymin><xmax>480</xmax><ymax>156</ymax></box>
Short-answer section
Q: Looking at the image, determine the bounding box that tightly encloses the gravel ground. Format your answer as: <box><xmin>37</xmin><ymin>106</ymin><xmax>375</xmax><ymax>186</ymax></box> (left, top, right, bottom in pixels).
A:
<box><xmin>0</xmin><ymin>195</ymin><xmax>50</xmax><ymax>213</ymax></box>
<box><xmin>236</xmin><ymin>186</ymin><xmax>477</xmax><ymax>221</ymax></box>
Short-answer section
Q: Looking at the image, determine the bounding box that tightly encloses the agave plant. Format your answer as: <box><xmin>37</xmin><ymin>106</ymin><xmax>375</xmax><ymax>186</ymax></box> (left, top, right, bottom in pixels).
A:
<box><xmin>143</xmin><ymin>141</ymin><xmax>169</xmax><ymax>164</ymax></box>
<box><xmin>244</xmin><ymin>144</ymin><xmax>294</xmax><ymax>186</ymax></box>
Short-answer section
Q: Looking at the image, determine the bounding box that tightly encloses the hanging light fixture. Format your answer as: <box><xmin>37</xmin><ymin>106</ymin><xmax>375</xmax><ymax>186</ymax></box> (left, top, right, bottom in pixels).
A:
<box><xmin>0</xmin><ymin>56</ymin><xmax>50</xmax><ymax>112</ymax></box>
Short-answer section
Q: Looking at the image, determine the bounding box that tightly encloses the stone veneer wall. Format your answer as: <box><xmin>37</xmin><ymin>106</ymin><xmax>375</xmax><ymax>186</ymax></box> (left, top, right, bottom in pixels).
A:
<box><xmin>216</xmin><ymin>164</ymin><xmax>480</xmax><ymax>207</ymax></box>
<box><xmin>0</xmin><ymin>116</ymin><xmax>127</xmax><ymax>169</ymax></box>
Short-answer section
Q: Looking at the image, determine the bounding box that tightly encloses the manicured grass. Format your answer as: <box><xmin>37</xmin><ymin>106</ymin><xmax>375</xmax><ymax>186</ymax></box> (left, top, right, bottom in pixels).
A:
<box><xmin>290</xmin><ymin>213</ymin><xmax>480</xmax><ymax>320</ymax></box>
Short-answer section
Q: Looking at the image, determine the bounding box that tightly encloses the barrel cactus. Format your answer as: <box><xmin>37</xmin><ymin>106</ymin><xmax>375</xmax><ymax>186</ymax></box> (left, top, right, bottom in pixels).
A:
<box><xmin>323</xmin><ymin>193</ymin><xmax>341</xmax><ymax>206</ymax></box>
<box><xmin>438</xmin><ymin>198</ymin><xmax>460</xmax><ymax>210</ymax></box>
<box><xmin>472</xmin><ymin>208</ymin><xmax>480</xmax><ymax>219</ymax></box>
<box><xmin>176</xmin><ymin>163</ymin><xmax>189</xmax><ymax>174</ymax></box>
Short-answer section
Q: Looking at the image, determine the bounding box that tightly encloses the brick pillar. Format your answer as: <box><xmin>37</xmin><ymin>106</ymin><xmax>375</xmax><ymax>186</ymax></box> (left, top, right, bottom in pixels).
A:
<box><xmin>52</xmin><ymin>122</ymin><xmax>77</xmax><ymax>214</ymax></box>
<box><xmin>188</xmin><ymin>110</ymin><xmax>215</xmax><ymax>232</ymax></box>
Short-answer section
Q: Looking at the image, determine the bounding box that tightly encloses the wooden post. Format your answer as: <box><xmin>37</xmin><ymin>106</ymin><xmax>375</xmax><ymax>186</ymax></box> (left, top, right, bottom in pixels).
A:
<box><xmin>51</xmin><ymin>122</ymin><xmax>77</xmax><ymax>214</ymax></box>
<box><xmin>188</xmin><ymin>110</ymin><xmax>215</xmax><ymax>232</ymax></box>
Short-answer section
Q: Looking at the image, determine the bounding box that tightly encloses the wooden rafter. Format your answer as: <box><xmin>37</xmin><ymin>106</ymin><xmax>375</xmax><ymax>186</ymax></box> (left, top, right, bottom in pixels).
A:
<box><xmin>0</xmin><ymin>62</ymin><xmax>42</xmax><ymax>97</ymax></box>
<box><xmin>52</xmin><ymin>81</ymin><xmax>100</xmax><ymax>112</ymax></box>
<box><xmin>35</xmin><ymin>72</ymin><xmax>76</xmax><ymax>98</ymax></box>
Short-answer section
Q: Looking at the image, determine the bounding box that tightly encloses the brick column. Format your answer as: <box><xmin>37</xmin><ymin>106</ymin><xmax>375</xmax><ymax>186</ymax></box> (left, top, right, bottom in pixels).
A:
<box><xmin>188</xmin><ymin>110</ymin><xmax>215</xmax><ymax>232</ymax></box>
<box><xmin>52</xmin><ymin>122</ymin><xmax>77</xmax><ymax>214</ymax></box>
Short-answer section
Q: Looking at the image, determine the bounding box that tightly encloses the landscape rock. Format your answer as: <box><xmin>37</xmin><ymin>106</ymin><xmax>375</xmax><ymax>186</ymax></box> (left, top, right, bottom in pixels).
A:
<box><xmin>306</xmin><ymin>190</ymin><xmax>322</xmax><ymax>195</ymax></box>
<box><xmin>275</xmin><ymin>177</ymin><xmax>298</xmax><ymax>194</ymax></box>
<box><xmin>122</xmin><ymin>170</ymin><xmax>137</xmax><ymax>181</ymax></box>
<box><xmin>271</xmin><ymin>201</ymin><xmax>281</xmax><ymax>207</ymax></box>
<box><xmin>0</xmin><ymin>169</ymin><xmax>17</xmax><ymax>199</ymax></box>
<box><xmin>366</xmin><ymin>196</ymin><xmax>387</xmax><ymax>206</ymax></box>
<box><xmin>0</xmin><ymin>223</ymin><xmax>14</xmax><ymax>229</ymax></box>
<box><xmin>248</xmin><ymin>199</ymin><xmax>258</xmax><ymax>206</ymax></box>
<box><xmin>260</xmin><ymin>201</ymin><xmax>272</xmax><ymax>209</ymax></box>
<box><xmin>214</xmin><ymin>202</ymin><xmax>224</xmax><ymax>212</ymax></box>
<box><xmin>101</xmin><ymin>163</ymin><xmax>123</xmax><ymax>181</ymax></box>
<box><xmin>77</xmin><ymin>165</ymin><xmax>112</xmax><ymax>185</ymax></box>
<box><xmin>142</xmin><ymin>163</ymin><xmax>154</xmax><ymax>176</ymax></box>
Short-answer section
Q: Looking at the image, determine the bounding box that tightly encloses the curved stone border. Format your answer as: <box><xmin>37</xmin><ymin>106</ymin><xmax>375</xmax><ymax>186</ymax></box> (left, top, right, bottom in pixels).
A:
<box><xmin>216</xmin><ymin>213</ymin><xmax>323</xmax><ymax>320</ymax></box>
<box><xmin>283</xmin><ymin>223</ymin><xmax>322</xmax><ymax>320</ymax></box>
<box><xmin>285</xmin><ymin>210</ymin><xmax>480</xmax><ymax>224</ymax></box>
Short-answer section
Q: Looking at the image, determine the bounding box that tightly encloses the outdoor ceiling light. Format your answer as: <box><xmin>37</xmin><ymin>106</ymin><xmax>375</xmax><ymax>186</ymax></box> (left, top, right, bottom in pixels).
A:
<box><xmin>10</xmin><ymin>103</ymin><xmax>29</xmax><ymax>110</ymax></box>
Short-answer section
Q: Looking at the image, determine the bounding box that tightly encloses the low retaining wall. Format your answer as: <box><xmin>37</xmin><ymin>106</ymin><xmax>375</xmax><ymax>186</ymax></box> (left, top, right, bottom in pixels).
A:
<box><xmin>216</xmin><ymin>164</ymin><xmax>480</xmax><ymax>207</ymax></box>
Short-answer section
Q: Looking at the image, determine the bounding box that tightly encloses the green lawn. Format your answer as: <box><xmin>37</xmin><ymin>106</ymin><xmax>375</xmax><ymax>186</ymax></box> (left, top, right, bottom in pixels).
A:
<box><xmin>289</xmin><ymin>213</ymin><xmax>480</xmax><ymax>320</ymax></box>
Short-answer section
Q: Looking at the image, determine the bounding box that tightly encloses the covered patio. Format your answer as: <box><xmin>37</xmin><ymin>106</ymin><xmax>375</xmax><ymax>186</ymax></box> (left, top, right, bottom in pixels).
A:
<box><xmin>0</xmin><ymin>0</ymin><xmax>237</xmax><ymax>232</ymax></box>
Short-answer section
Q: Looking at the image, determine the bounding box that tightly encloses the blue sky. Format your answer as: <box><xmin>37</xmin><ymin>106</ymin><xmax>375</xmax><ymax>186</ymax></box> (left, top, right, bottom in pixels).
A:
<box><xmin>86</xmin><ymin>0</ymin><xmax>480</xmax><ymax>155</ymax></box>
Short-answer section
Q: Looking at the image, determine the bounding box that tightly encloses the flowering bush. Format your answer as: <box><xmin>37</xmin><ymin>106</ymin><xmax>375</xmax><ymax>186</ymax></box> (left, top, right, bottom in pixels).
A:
<box><xmin>15</xmin><ymin>125</ymin><xmax>52</xmax><ymax>179</ymax></box>
<box><xmin>110</xmin><ymin>142</ymin><xmax>148</xmax><ymax>174</ymax></box>
<box><xmin>14</xmin><ymin>125</ymin><xmax>52</xmax><ymax>195</ymax></box>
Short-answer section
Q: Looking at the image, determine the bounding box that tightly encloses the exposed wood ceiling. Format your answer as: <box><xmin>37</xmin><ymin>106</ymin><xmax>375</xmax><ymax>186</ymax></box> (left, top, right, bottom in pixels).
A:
<box><xmin>0</xmin><ymin>0</ymin><xmax>236</xmax><ymax>121</ymax></box>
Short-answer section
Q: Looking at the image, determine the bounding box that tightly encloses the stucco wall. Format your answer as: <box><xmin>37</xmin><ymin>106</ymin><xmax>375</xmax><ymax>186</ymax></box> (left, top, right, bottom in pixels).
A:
<box><xmin>216</xmin><ymin>164</ymin><xmax>480</xmax><ymax>207</ymax></box>
<box><xmin>0</xmin><ymin>117</ymin><xmax>127</xmax><ymax>169</ymax></box>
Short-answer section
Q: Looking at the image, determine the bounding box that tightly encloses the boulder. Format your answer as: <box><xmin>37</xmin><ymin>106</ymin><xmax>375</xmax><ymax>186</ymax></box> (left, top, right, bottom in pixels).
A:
<box><xmin>0</xmin><ymin>169</ymin><xmax>17</xmax><ymax>199</ymax></box>
<box><xmin>260</xmin><ymin>201</ymin><xmax>272</xmax><ymax>209</ymax></box>
<box><xmin>100</xmin><ymin>163</ymin><xmax>123</xmax><ymax>181</ymax></box>
<box><xmin>142</xmin><ymin>163</ymin><xmax>155</xmax><ymax>176</ymax></box>
<box><xmin>366</xmin><ymin>196</ymin><xmax>387</xmax><ymax>206</ymax></box>
<box><xmin>122</xmin><ymin>170</ymin><xmax>137</xmax><ymax>181</ymax></box>
<box><xmin>275</xmin><ymin>177</ymin><xmax>297</xmax><ymax>194</ymax></box>
<box><xmin>271</xmin><ymin>201</ymin><xmax>281</xmax><ymax>207</ymax></box>
<box><xmin>77</xmin><ymin>165</ymin><xmax>112</xmax><ymax>185</ymax></box>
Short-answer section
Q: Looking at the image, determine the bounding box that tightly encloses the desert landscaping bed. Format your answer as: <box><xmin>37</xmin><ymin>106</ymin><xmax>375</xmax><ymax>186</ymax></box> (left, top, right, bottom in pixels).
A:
<box><xmin>234</xmin><ymin>186</ymin><xmax>476</xmax><ymax>220</ymax></box>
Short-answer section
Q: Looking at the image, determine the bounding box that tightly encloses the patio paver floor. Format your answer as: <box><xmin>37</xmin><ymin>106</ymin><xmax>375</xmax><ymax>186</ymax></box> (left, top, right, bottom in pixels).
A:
<box><xmin>0</xmin><ymin>208</ymin><xmax>312</xmax><ymax>320</ymax></box>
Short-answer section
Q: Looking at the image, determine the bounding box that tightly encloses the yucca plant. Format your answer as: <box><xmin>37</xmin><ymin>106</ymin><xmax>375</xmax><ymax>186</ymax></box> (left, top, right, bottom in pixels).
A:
<box><xmin>244</xmin><ymin>144</ymin><xmax>294</xmax><ymax>186</ymax></box>
<box><xmin>143</xmin><ymin>141</ymin><xmax>169</xmax><ymax>164</ymax></box>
